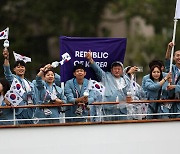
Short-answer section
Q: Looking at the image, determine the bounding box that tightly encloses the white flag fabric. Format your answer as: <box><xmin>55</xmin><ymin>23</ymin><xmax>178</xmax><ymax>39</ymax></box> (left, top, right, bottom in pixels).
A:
<box><xmin>10</xmin><ymin>78</ymin><xmax>25</xmax><ymax>97</ymax></box>
<box><xmin>88</xmin><ymin>79</ymin><xmax>105</xmax><ymax>96</ymax></box>
<box><xmin>46</xmin><ymin>89</ymin><xmax>57</xmax><ymax>101</ymax></box>
<box><xmin>60</xmin><ymin>52</ymin><xmax>71</xmax><ymax>65</ymax></box>
<box><xmin>5</xmin><ymin>90</ymin><xmax>23</xmax><ymax>106</ymax></box>
<box><xmin>175</xmin><ymin>0</ymin><xmax>180</xmax><ymax>19</ymax></box>
<box><xmin>51</xmin><ymin>52</ymin><xmax>71</xmax><ymax>67</ymax></box>
<box><xmin>0</xmin><ymin>95</ymin><xmax>3</xmax><ymax>106</ymax></box>
<box><xmin>13</xmin><ymin>51</ymin><xmax>31</xmax><ymax>63</ymax></box>
<box><xmin>0</xmin><ymin>27</ymin><xmax>9</xmax><ymax>40</ymax></box>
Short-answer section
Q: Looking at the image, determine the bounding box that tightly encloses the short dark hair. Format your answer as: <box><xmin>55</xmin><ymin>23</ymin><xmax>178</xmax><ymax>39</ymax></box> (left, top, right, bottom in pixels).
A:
<box><xmin>149</xmin><ymin>60</ymin><xmax>164</xmax><ymax>69</ymax></box>
<box><xmin>73</xmin><ymin>64</ymin><xmax>86</xmax><ymax>72</ymax></box>
<box><xmin>13</xmin><ymin>60</ymin><xmax>26</xmax><ymax>68</ymax></box>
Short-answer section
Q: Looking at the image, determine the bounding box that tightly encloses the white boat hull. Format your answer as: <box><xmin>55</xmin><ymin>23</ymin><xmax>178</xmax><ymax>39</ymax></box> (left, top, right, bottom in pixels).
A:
<box><xmin>0</xmin><ymin>120</ymin><xmax>179</xmax><ymax>154</ymax></box>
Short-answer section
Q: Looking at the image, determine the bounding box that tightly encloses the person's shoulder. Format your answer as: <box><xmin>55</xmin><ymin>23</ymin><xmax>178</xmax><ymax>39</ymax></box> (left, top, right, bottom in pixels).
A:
<box><xmin>122</xmin><ymin>74</ymin><xmax>130</xmax><ymax>81</ymax></box>
<box><xmin>146</xmin><ymin>78</ymin><xmax>154</xmax><ymax>83</ymax></box>
<box><xmin>162</xmin><ymin>72</ymin><xmax>168</xmax><ymax>76</ymax></box>
<box><xmin>24</xmin><ymin>78</ymin><xmax>32</xmax><ymax>84</ymax></box>
<box><xmin>143</xmin><ymin>74</ymin><xmax>150</xmax><ymax>79</ymax></box>
<box><xmin>65</xmin><ymin>78</ymin><xmax>74</xmax><ymax>84</ymax></box>
<box><xmin>32</xmin><ymin>79</ymin><xmax>36</xmax><ymax>85</ymax></box>
<box><xmin>84</xmin><ymin>78</ymin><xmax>89</xmax><ymax>82</ymax></box>
<box><xmin>54</xmin><ymin>84</ymin><xmax>63</xmax><ymax>91</ymax></box>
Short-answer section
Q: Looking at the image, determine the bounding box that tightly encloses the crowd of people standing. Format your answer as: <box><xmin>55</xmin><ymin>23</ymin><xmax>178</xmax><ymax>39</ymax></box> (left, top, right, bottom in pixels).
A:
<box><xmin>0</xmin><ymin>41</ymin><xmax>180</xmax><ymax>125</ymax></box>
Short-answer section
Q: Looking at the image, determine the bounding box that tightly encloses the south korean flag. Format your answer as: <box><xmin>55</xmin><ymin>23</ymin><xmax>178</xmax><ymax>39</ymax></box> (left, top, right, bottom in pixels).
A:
<box><xmin>88</xmin><ymin>79</ymin><xmax>105</xmax><ymax>96</ymax></box>
<box><xmin>60</xmin><ymin>52</ymin><xmax>71</xmax><ymax>65</ymax></box>
<box><xmin>0</xmin><ymin>27</ymin><xmax>9</xmax><ymax>40</ymax></box>
<box><xmin>5</xmin><ymin>90</ymin><xmax>23</xmax><ymax>106</ymax></box>
<box><xmin>10</xmin><ymin>78</ymin><xmax>25</xmax><ymax>96</ymax></box>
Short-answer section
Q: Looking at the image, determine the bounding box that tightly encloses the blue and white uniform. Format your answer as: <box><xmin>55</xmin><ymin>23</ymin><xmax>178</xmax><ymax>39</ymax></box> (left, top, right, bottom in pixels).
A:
<box><xmin>3</xmin><ymin>65</ymin><xmax>36</xmax><ymax>124</ymax></box>
<box><xmin>34</xmin><ymin>76</ymin><xmax>66</xmax><ymax>124</ymax></box>
<box><xmin>64</xmin><ymin>78</ymin><xmax>96</xmax><ymax>122</ymax></box>
<box><xmin>90</xmin><ymin>62</ymin><xmax>130</xmax><ymax>120</ymax></box>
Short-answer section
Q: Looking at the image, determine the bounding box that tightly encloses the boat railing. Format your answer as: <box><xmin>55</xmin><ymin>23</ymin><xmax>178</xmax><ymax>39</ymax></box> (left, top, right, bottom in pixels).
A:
<box><xmin>0</xmin><ymin>99</ymin><xmax>180</xmax><ymax>128</ymax></box>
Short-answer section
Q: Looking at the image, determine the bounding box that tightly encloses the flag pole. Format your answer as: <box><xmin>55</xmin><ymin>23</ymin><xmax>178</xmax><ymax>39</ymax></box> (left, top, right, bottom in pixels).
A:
<box><xmin>170</xmin><ymin>19</ymin><xmax>178</xmax><ymax>72</ymax></box>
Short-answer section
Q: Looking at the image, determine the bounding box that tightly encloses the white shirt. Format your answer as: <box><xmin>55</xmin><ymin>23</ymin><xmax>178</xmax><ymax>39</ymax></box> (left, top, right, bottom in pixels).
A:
<box><xmin>115</xmin><ymin>77</ymin><xmax>126</xmax><ymax>90</ymax></box>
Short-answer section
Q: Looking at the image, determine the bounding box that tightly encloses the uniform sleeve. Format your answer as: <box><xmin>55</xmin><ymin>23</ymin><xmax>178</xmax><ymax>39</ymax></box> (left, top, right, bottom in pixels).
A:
<box><xmin>3</xmin><ymin>65</ymin><xmax>14</xmax><ymax>84</ymax></box>
<box><xmin>87</xmin><ymin>90</ymin><xmax>96</xmax><ymax>104</ymax></box>
<box><xmin>90</xmin><ymin>62</ymin><xmax>106</xmax><ymax>81</ymax></box>
<box><xmin>145</xmin><ymin>79</ymin><xmax>161</xmax><ymax>91</ymax></box>
<box><xmin>64</xmin><ymin>81</ymin><xmax>76</xmax><ymax>104</ymax></box>
<box><xmin>58</xmin><ymin>89</ymin><xmax>67</xmax><ymax>104</ymax></box>
<box><xmin>175</xmin><ymin>85</ymin><xmax>180</xmax><ymax>93</ymax></box>
<box><xmin>165</xmin><ymin>59</ymin><xmax>170</xmax><ymax>73</ymax></box>
<box><xmin>35</xmin><ymin>76</ymin><xmax>44</xmax><ymax>90</ymax></box>
<box><xmin>54</xmin><ymin>73</ymin><xmax>61</xmax><ymax>87</ymax></box>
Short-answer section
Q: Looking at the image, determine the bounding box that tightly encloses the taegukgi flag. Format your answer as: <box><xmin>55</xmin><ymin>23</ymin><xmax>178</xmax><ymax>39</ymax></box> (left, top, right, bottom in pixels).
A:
<box><xmin>5</xmin><ymin>90</ymin><xmax>23</xmax><ymax>106</ymax></box>
<box><xmin>51</xmin><ymin>52</ymin><xmax>71</xmax><ymax>68</ymax></box>
<box><xmin>60</xmin><ymin>52</ymin><xmax>71</xmax><ymax>65</ymax></box>
<box><xmin>88</xmin><ymin>79</ymin><xmax>105</xmax><ymax>96</ymax></box>
<box><xmin>0</xmin><ymin>27</ymin><xmax>9</xmax><ymax>40</ymax></box>
<box><xmin>13</xmin><ymin>51</ymin><xmax>32</xmax><ymax>63</ymax></box>
<box><xmin>10</xmin><ymin>78</ymin><xmax>25</xmax><ymax>97</ymax></box>
<box><xmin>175</xmin><ymin>0</ymin><xmax>180</xmax><ymax>19</ymax></box>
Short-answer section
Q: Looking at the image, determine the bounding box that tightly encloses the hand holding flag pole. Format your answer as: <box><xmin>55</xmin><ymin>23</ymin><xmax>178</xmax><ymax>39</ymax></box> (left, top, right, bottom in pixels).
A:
<box><xmin>51</xmin><ymin>52</ymin><xmax>71</xmax><ymax>68</ymax></box>
<box><xmin>170</xmin><ymin>0</ymin><xmax>180</xmax><ymax>72</ymax></box>
<box><xmin>3</xmin><ymin>39</ymin><xmax>9</xmax><ymax>49</ymax></box>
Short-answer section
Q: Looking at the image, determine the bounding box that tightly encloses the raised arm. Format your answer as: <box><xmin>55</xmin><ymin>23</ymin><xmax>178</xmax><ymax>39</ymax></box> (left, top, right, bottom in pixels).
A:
<box><xmin>2</xmin><ymin>48</ymin><xmax>14</xmax><ymax>84</ymax></box>
<box><xmin>3</xmin><ymin>48</ymin><xmax>10</xmax><ymax>66</ymax></box>
<box><xmin>85</xmin><ymin>50</ymin><xmax>105</xmax><ymax>81</ymax></box>
<box><xmin>165</xmin><ymin>42</ymin><xmax>174</xmax><ymax>60</ymax></box>
<box><xmin>165</xmin><ymin>42</ymin><xmax>174</xmax><ymax>72</ymax></box>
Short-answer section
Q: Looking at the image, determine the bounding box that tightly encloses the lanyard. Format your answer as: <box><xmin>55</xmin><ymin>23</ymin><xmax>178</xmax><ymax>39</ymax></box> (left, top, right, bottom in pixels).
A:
<box><xmin>73</xmin><ymin>78</ymin><xmax>83</xmax><ymax>98</ymax></box>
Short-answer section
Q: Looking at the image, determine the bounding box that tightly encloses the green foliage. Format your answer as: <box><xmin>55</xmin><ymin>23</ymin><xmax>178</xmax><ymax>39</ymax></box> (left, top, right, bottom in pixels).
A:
<box><xmin>0</xmin><ymin>0</ymin><xmax>112</xmax><ymax>79</ymax></box>
<box><xmin>0</xmin><ymin>0</ymin><xmax>179</xmax><ymax>81</ymax></box>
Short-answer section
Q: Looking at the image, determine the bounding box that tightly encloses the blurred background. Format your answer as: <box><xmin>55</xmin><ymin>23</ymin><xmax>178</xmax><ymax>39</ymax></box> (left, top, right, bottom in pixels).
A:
<box><xmin>0</xmin><ymin>0</ymin><xmax>179</xmax><ymax>82</ymax></box>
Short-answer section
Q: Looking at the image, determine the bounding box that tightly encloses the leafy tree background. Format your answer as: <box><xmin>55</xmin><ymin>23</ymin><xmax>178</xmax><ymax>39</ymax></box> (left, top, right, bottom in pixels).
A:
<box><xmin>0</xmin><ymin>0</ymin><xmax>179</xmax><ymax>82</ymax></box>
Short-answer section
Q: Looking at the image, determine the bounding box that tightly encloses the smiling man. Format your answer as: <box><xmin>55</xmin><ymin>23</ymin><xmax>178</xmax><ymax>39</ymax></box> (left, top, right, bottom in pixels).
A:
<box><xmin>86</xmin><ymin>51</ymin><xmax>131</xmax><ymax>121</ymax></box>
<box><xmin>2</xmin><ymin>48</ymin><xmax>36</xmax><ymax>124</ymax></box>
<box><xmin>64</xmin><ymin>64</ymin><xmax>96</xmax><ymax>122</ymax></box>
<box><xmin>164</xmin><ymin>42</ymin><xmax>180</xmax><ymax>118</ymax></box>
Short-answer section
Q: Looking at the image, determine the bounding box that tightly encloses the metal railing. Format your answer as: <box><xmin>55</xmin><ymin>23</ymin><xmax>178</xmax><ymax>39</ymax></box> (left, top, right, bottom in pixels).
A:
<box><xmin>0</xmin><ymin>99</ymin><xmax>180</xmax><ymax>127</ymax></box>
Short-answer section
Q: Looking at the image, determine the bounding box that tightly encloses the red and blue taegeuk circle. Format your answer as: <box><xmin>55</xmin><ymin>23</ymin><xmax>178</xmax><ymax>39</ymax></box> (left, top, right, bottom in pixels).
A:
<box><xmin>16</xmin><ymin>84</ymin><xmax>21</xmax><ymax>90</ymax></box>
<box><xmin>10</xmin><ymin>94</ymin><xmax>16</xmax><ymax>100</ymax></box>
